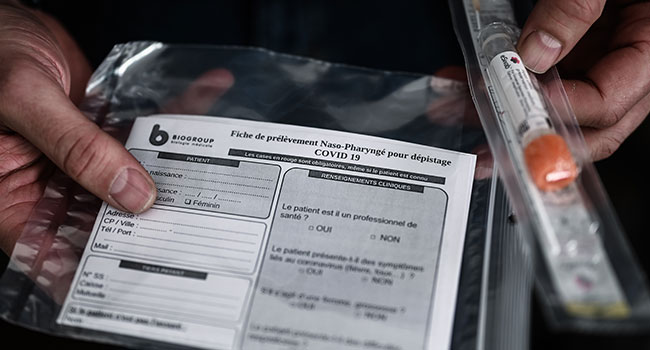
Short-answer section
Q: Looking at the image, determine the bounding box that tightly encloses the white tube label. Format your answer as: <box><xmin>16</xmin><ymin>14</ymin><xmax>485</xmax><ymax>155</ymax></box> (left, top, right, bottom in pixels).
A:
<box><xmin>489</xmin><ymin>51</ymin><xmax>550</xmax><ymax>139</ymax></box>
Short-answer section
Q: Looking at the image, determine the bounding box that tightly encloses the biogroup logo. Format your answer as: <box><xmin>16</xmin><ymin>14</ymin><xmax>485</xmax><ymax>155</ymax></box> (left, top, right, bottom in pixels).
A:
<box><xmin>149</xmin><ymin>124</ymin><xmax>214</xmax><ymax>148</ymax></box>
<box><xmin>149</xmin><ymin>124</ymin><xmax>169</xmax><ymax>146</ymax></box>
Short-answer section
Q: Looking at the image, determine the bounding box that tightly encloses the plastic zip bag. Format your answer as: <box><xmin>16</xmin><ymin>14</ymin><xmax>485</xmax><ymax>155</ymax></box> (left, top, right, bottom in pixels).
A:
<box><xmin>450</xmin><ymin>0</ymin><xmax>650</xmax><ymax>333</ymax></box>
<box><xmin>0</xmin><ymin>42</ymin><xmax>505</xmax><ymax>349</ymax></box>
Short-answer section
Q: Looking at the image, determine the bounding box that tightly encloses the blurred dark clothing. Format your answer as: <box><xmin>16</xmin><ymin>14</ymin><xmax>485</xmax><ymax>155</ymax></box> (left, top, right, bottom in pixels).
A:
<box><xmin>30</xmin><ymin>0</ymin><xmax>464</xmax><ymax>74</ymax></box>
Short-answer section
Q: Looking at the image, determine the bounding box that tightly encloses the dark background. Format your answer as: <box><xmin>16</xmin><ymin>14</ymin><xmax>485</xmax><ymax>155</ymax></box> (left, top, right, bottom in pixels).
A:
<box><xmin>1</xmin><ymin>0</ymin><xmax>649</xmax><ymax>348</ymax></box>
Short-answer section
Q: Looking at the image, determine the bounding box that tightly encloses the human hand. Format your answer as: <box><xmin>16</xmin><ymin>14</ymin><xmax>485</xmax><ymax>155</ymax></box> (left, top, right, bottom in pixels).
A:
<box><xmin>517</xmin><ymin>0</ymin><xmax>650</xmax><ymax>160</ymax></box>
<box><xmin>428</xmin><ymin>66</ymin><xmax>493</xmax><ymax>179</ymax></box>
<box><xmin>0</xmin><ymin>2</ymin><xmax>105</xmax><ymax>255</ymax></box>
<box><xmin>0</xmin><ymin>3</ymin><xmax>233</xmax><ymax>256</ymax></box>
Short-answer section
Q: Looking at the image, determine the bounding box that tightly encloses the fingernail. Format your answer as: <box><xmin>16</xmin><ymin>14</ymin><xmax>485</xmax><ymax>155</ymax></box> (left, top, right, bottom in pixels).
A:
<box><xmin>109</xmin><ymin>168</ymin><xmax>155</xmax><ymax>213</ymax></box>
<box><xmin>519</xmin><ymin>30</ymin><xmax>562</xmax><ymax>74</ymax></box>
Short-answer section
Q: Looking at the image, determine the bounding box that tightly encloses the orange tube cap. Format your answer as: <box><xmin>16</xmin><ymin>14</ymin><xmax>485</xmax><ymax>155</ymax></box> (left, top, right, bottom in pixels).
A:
<box><xmin>524</xmin><ymin>134</ymin><xmax>578</xmax><ymax>191</ymax></box>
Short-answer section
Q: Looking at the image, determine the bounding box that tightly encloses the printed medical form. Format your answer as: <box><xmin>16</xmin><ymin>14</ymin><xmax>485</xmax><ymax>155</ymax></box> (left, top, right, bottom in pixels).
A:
<box><xmin>57</xmin><ymin>115</ymin><xmax>476</xmax><ymax>350</ymax></box>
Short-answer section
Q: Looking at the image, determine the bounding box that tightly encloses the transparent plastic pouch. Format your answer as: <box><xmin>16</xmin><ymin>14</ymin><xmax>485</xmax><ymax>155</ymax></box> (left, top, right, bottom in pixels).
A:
<box><xmin>450</xmin><ymin>0</ymin><xmax>650</xmax><ymax>333</ymax></box>
<box><xmin>0</xmin><ymin>42</ymin><xmax>499</xmax><ymax>349</ymax></box>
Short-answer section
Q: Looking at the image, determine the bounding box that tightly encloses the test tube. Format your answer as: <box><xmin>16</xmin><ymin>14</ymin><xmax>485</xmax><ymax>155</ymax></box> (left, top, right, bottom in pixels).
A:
<box><xmin>480</xmin><ymin>23</ymin><xmax>578</xmax><ymax>192</ymax></box>
<box><xmin>478</xmin><ymin>23</ymin><xmax>629</xmax><ymax>318</ymax></box>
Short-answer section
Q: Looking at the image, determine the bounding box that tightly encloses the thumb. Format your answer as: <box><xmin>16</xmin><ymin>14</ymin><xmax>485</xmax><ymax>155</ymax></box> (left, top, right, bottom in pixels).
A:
<box><xmin>517</xmin><ymin>0</ymin><xmax>605</xmax><ymax>73</ymax></box>
<box><xmin>1</xmin><ymin>66</ymin><xmax>156</xmax><ymax>213</ymax></box>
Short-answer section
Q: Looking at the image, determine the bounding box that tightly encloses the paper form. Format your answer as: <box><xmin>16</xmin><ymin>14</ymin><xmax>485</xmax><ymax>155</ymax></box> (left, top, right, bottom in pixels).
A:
<box><xmin>58</xmin><ymin>114</ymin><xmax>476</xmax><ymax>350</ymax></box>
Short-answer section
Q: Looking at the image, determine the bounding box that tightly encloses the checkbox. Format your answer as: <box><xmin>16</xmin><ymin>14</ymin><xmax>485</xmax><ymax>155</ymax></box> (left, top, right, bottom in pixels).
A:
<box><xmin>184</xmin><ymin>199</ymin><xmax>192</xmax><ymax>205</ymax></box>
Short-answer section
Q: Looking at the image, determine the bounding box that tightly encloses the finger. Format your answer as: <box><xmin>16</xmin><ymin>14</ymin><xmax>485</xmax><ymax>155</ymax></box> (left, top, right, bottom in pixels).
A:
<box><xmin>472</xmin><ymin>143</ymin><xmax>494</xmax><ymax>180</ymax></box>
<box><xmin>0</xmin><ymin>65</ymin><xmax>156</xmax><ymax>213</ymax></box>
<box><xmin>562</xmin><ymin>3</ymin><xmax>650</xmax><ymax>129</ymax></box>
<box><xmin>0</xmin><ymin>158</ymin><xmax>51</xmax><ymax>254</ymax></box>
<box><xmin>0</xmin><ymin>133</ymin><xmax>41</xmax><ymax>176</ymax></box>
<box><xmin>31</xmin><ymin>10</ymin><xmax>92</xmax><ymax>104</ymax></box>
<box><xmin>517</xmin><ymin>0</ymin><xmax>606</xmax><ymax>73</ymax></box>
<box><xmin>433</xmin><ymin>65</ymin><xmax>467</xmax><ymax>81</ymax></box>
<box><xmin>162</xmin><ymin>68</ymin><xmax>234</xmax><ymax>115</ymax></box>
<box><xmin>427</xmin><ymin>93</ymin><xmax>482</xmax><ymax>127</ymax></box>
<box><xmin>428</xmin><ymin>66</ymin><xmax>481</xmax><ymax>127</ymax></box>
<box><xmin>583</xmin><ymin>92</ymin><xmax>650</xmax><ymax>160</ymax></box>
<box><xmin>33</xmin><ymin>234</ymin><xmax>79</xmax><ymax>304</ymax></box>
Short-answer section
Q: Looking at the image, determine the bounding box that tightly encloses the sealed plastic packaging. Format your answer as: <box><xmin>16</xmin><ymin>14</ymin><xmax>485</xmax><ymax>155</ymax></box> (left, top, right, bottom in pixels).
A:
<box><xmin>450</xmin><ymin>0</ymin><xmax>650</xmax><ymax>333</ymax></box>
<box><xmin>0</xmin><ymin>42</ymin><xmax>509</xmax><ymax>349</ymax></box>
